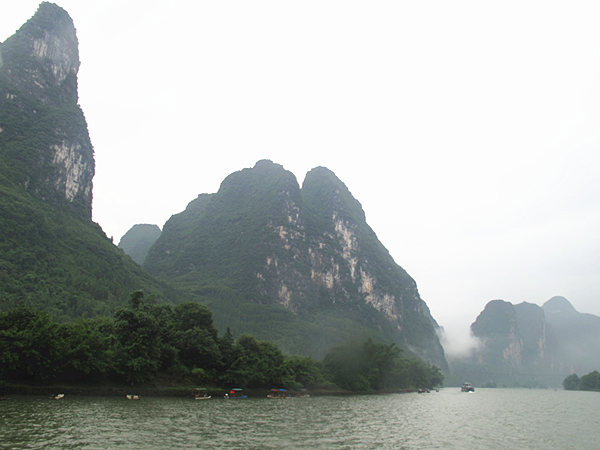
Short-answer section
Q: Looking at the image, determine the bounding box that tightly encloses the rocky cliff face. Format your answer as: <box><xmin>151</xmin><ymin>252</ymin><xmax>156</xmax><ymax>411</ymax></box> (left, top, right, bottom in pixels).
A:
<box><xmin>451</xmin><ymin>297</ymin><xmax>600</xmax><ymax>387</ymax></box>
<box><xmin>0</xmin><ymin>2</ymin><xmax>94</xmax><ymax>218</ymax></box>
<box><xmin>145</xmin><ymin>160</ymin><xmax>447</xmax><ymax>367</ymax></box>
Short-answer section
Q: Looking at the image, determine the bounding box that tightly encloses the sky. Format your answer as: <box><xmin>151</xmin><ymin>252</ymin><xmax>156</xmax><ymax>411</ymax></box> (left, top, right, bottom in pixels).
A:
<box><xmin>2</xmin><ymin>0</ymin><xmax>599</xmax><ymax>354</ymax></box>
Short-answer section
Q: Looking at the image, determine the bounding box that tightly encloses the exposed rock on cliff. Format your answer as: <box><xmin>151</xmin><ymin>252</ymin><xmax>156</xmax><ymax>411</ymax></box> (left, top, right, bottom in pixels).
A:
<box><xmin>0</xmin><ymin>2</ymin><xmax>93</xmax><ymax>218</ymax></box>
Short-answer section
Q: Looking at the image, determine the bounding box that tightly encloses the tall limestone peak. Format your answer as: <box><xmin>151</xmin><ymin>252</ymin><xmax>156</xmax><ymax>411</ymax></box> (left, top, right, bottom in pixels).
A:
<box><xmin>1</xmin><ymin>2</ymin><xmax>79</xmax><ymax>104</ymax></box>
<box><xmin>0</xmin><ymin>2</ymin><xmax>94</xmax><ymax>218</ymax></box>
<box><xmin>144</xmin><ymin>161</ymin><xmax>447</xmax><ymax>368</ymax></box>
<box><xmin>0</xmin><ymin>4</ymin><xmax>169</xmax><ymax>318</ymax></box>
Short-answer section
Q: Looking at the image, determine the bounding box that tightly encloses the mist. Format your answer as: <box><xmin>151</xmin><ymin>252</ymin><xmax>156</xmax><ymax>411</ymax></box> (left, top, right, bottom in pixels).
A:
<box><xmin>437</xmin><ymin>325</ymin><xmax>482</xmax><ymax>361</ymax></box>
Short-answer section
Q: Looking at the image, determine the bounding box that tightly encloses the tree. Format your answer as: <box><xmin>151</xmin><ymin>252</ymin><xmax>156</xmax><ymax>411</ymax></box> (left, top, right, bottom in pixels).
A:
<box><xmin>0</xmin><ymin>307</ymin><xmax>59</xmax><ymax>383</ymax></box>
<box><xmin>113</xmin><ymin>292</ymin><xmax>161</xmax><ymax>384</ymax></box>
<box><xmin>54</xmin><ymin>317</ymin><xmax>114</xmax><ymax>383</ymax></box>
<box><xmin>172</xmin><ymin>302</ymin><xmax>220</xmax><ymax>374</ymax></box>
<box><xmin>224</xmin><ymin>335</ymin><xmax>286</xmax><ymax>388</ymax></box>
<box><xmin>175</xmin><ymin>327</ymin><xmax>220</xmax><ymax>371</ymax></box>
<box><xmin>173</xmin><ymin>302</ymin><xmax>216</xmax><ymax>337</ymax></box>
<box><xmin>323</xmin><ymin>338</ymin><xmax>443</xmax><ymax>392</ymax></box>
<box><xmin>562</xmin><ymin>373</ymin><xmax>580</xmax><ymax>391</ymax></box>
<box><xmin>579</xmin><ymin>371</ymin><xmax>600</xmax><ymax>391</ymax></box>
<box><xmin>283</xmin><ymin>355</ymin><xmax>324</xmax><ymax>389</ymax></box>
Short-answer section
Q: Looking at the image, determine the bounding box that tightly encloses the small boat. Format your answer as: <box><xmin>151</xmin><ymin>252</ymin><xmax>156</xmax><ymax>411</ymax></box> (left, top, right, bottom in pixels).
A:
<box><xmin>224</xmin><ymin>388</ymin><xmax>248</xmax><ymax>399</ymax></box>
<box><xmin>51</xmin><ymin>393</ymin><xmax>64</xmax><ymax>400</ymax></box>
<box><xmin>267</xmin><ymin>388</ymin><xmax>288</xmax><ymax>399</ymax></box>
<box><xmin>193</xmin><ymin>388</ymin><xmax>211</xmax><ymax>400</ymax></box>
<box><xmin>461</xmin><ymin>383</ymin><xmax>475</xmax><ymax>392</ymax></box>
<box><xmin>125</xmin><ymin>394</ymin><xmax>140</xmax><ymax>400</ymax></box>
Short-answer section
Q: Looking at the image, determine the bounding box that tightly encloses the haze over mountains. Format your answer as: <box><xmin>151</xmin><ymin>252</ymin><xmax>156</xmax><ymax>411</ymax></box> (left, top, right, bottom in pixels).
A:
<box><xmin>448</xmin><ymin>296</ymin><xmax>600</xmax><ymax>387</ymax></box>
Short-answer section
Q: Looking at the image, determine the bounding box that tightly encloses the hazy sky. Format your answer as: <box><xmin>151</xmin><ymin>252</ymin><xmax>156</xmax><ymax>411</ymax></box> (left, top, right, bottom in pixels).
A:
<box><xmin>2</xmin><ymin>1</ymin><xmax>599</xmax><ymax>350</ymax></box>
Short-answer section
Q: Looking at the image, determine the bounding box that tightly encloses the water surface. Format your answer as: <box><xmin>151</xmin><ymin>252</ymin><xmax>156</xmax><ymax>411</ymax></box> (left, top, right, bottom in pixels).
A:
<box><xmin>1</xmin><ymin>388</ymin><xmax>598</xmax><ymax>448</ymax></box>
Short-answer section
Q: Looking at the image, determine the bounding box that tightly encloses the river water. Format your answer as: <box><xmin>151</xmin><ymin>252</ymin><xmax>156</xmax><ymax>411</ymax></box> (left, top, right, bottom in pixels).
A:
<box><xmin>1</xmin><ymin>388</ymin><xmax>598</xmax><ymax>449</ymax></box>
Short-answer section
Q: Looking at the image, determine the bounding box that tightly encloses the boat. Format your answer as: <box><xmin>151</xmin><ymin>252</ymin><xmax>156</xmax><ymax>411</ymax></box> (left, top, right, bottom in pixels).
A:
<box><xmin>125</xmin><ymin>394</ymin><xmax>140</xmax><ymax>400</ymax></box>
<box><xmin>51</xmin><ymin>393</ymin><xmax>64</xmax><ymax>400</ymax></box>
<box><xmin>193</xmin><ymin>388</ymin><xmax>211</xmax><ymax>400</ymax></box>
<box><xmin>266</xmin><ymin>388</ymin><xmax>288</xmax><ymax>399</ymax></box>
<box><xmin>224</xmin><ymin>388</ymin><xmax>248</xmax><ymax>399</ymax></box>
<box><xmin>461</xmin><ymin>383</ymin><xmax>475</xmax><ymax>392</ymax></box>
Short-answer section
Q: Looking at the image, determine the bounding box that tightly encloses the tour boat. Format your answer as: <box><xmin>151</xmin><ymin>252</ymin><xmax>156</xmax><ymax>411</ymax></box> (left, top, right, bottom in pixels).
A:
<box><xmin>193</xmin><ymin>388</ymin><xmax>211</xmax><ymax>400</ymax></box>
<box><xmin>267</xmin><ymin>388</ymin><xmax>288</xmax><ymax>399</ymax></box>
<box><xmin>224</xmin><ymin>388</ymin><xmax>248</xmax><ymax>399</ymax></box>
<box><xmin>461</xmin><ymin>383</ymin><xmax>475</xmax><ymax>392</ymax></box>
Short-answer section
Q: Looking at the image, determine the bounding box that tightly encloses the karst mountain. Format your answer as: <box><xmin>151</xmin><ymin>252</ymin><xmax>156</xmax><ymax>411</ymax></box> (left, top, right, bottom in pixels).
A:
<box><xmin>0</xmin><ymin>3</ymin><xmax>169</xmax><ymax>317</ymax></box>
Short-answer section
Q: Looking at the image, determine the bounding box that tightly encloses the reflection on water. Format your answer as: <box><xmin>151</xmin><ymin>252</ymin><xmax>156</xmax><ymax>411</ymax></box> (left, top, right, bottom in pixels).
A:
<box><xmin>1</xmin><ymin>388</ymin><xmax>599</xmax><ymax>448</ymax></box>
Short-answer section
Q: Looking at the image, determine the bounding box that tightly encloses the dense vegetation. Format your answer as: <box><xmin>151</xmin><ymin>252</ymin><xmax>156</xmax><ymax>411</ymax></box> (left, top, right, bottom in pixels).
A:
<box><xmin>562</xmin><ymin>371</ymin><xmax>600</xmax><ymax>392</ymax></box>
<box><xmin>323</xmin><ymin>339</ymin><xmax>443</xmax><ymax>392</ymax></box>
<box><xmin>0</xmin><ymin>292</ymin><xmax>443</xmax><ymax>393</ymax></box>
<box><xmin>0</xmin><ymin>184</ymin><xmax>172</xmax><ymax>319</ymax></box>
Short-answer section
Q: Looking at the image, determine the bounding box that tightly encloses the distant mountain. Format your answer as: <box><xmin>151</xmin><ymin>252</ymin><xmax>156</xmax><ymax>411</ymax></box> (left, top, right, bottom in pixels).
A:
<box><xmin>450</xmin><ymin>297</ymin><xmax>600</xmax><ymax>387</ymax></box>
<box><xmin>144</xmin><ymin>160</ymin><xmax>447</xmax><ymax>367</ymax></box>
<box><xmin>0</xmin><ymin>3</ymin><xmax>171</xmax><ymax>317</ymax></box>
<box><xmin>118</xmin><ymin>224</ymin><xmax>161</xmax><ymax>265</ymax></box>
<box><xmin>542</xmin><ymin>296</ymin><xmax>600</xmax><ymax>378</ymax></box>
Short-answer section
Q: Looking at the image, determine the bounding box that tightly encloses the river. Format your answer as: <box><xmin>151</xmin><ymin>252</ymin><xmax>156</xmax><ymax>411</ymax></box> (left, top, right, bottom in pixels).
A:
<box><xmin>1</xmin><ymin>388</ymin><xmax>598</xmax><ymax>449</ymax></box>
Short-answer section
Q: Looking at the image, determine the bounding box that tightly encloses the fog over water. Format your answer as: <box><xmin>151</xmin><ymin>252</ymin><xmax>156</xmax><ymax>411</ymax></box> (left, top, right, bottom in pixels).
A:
<box><xmin>2</xmin><ymin>1</ymin><xmax>600</xmax><ymax>343</ymax></box>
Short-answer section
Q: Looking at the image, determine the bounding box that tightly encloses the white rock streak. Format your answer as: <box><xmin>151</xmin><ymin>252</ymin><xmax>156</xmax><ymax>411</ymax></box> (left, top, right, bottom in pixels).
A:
<box><xmin>52</xmin><ymin>141</ymin><xmax>89</xmax><ymax>202</ymax></box>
